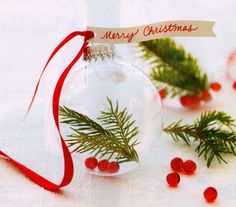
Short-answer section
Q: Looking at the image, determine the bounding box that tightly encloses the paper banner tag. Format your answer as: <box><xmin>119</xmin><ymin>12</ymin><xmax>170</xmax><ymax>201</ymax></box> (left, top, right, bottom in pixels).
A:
<box><xmin>87</xmin><ymin>20</ymin><xmax>215</xmax><ymax>44</ymax></box>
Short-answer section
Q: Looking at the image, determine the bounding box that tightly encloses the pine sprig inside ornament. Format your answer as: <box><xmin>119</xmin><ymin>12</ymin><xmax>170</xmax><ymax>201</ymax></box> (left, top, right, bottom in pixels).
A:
<box><xmin>138</xmin><ymin>38</ymin><xmax>209</xmax><ymax>98</ymax></box>
<box><xmin>97</xmin><ymin>98</ymin><xmax>140</xmax><ymax>161</ymax></box>
<box><xmin>59</xmin><ymin>97</ymin><xmax>140</xmax><ymax>164</ymax></box>
<box><xmin>164</xmin><ymin>111</ymin><xmax>236</xmax><ymax>167</ymax></box>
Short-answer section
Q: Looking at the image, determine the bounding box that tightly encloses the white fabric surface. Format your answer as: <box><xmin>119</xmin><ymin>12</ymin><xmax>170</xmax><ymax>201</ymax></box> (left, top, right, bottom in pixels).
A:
<box><xmin>0</xmin><ymin>0</ymin><xmax>236</xmax><ymax>206</ymax></box>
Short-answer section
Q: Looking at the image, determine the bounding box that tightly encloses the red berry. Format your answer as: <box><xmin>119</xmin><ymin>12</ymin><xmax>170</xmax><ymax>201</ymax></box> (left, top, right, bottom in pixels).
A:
<box><xmin>210</xmin><ymin>82</ymin><xmax>221</xmax><ymax>92</ymax></box>
<box><xmin>204</xmin><ymin>187</ymin><xmax>218</xmax><ymax>202</ymax></box>
<box><xmin>166</xmin><ymin>172</ymin><xmax>180</xmax><ymax>187</ymax></box>
<box><xmin>98</xmin><ymin>159</ymin><xmax>109</xmax><ymax>172</ymax></box>
<box><xmin>85</xmin><ymin>157</ymin><xmax>98</xmax><ymax>170</ymax></box>
<box><xmin>180</xmin><ymin>95</ymin><xmax>192</xmax><ymax>107</ymax></box>
<box><xmin>180</xmin><ymin>95</ymin><xmax>200</xmax><ymax>108</ymax></box>
<box><xmin>233</xmin><ymin>81</ymin><xmax>236</xmax><ymax>90</ymax></box>
<box><xmin>191</xmin><ymin>96</ymin><xmax>201</xmax><ymax>108</ymax></box>
<box><xmin>200</xmin><ymin>91</ymin><xmax>212</xmax><ymax>102</ymax></box>
<box><xmin>170</xmin><ymin>157</ymin><xmax>183</xmax><ymax>172</ymax></box>
<box><xmin>183</xmin><ymin>160</ymin><xmax>197</xmax><ymax>174</ymax></box>
<box><xmin>107</xmin><ymin>162</ymin><xmax>120</xmax><ymax>173</ymax></box>
<box><xmin>159</xmin><ymin>88</ymin><xmax>167</xmax><ymax>100</ymax></box>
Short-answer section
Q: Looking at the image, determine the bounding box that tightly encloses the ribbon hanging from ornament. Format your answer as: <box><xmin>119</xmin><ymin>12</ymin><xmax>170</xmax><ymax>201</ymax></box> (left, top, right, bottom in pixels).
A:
<box><xmin>0</xmin><ymin>30</ymin><xmax>94</xmax><ymax>191</ymax></box>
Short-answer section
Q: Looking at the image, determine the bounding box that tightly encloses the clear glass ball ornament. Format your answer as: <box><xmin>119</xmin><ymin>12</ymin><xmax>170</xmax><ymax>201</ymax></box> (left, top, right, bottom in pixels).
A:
<box><xmin>60</xmin><ymin>44</ymin><xmax>163</xmax><ymax>176</ymax></box>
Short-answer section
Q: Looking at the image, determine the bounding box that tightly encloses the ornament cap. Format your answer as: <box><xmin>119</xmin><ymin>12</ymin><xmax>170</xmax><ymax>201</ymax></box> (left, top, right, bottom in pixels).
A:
<box><xmin>83</xmin><ymin>44</ymin><xmax>115</xmax><ymax>62</ymax></box>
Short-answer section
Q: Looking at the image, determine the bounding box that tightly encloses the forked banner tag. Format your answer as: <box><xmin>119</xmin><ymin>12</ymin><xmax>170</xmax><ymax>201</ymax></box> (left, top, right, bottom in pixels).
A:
<box><xmin>87</xmin><ymin>20</ymin><xmax>215</xmax><ymax>44</ymax></box>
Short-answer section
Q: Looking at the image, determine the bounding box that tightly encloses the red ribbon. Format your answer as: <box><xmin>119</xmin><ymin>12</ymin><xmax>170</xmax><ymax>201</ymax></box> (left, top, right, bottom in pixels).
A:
<box><xmin>0</xmin><ymin>30</ymin><xmax>94</xmax><ymax>191</ymax></box>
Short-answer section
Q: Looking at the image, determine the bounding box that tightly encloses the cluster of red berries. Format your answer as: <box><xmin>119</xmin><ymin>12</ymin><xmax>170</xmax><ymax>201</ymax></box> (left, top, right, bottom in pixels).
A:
<box><xmin>166</xmin><ymin>157</ymin><xmax>218</xmax><ymax>203</ymax></box>
<box><xmin>158</xmin><ymin>82</ymin><xmax>222</xmax><ymax>109</ymax></box>
<box><xmin>166</xmin><ymin>158</ymin><xmax>196</xmax><ymax>187</ymax></box>
<box><xmin>179</xmin><ymin>82</ymin><xmax>222</xmax><ymax>109</ymax></box>
<box><xmin>85</xmin><ymin>157</ymin><xmax>120</xmax><ymax>173</ymax></box>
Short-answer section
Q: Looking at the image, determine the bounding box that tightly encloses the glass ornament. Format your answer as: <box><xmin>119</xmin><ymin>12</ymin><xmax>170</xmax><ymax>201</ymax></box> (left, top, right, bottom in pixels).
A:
<box><xmin>59</xmin><ymin>44</ymin><xmax>163</xmax><ymax>176</ymax></box>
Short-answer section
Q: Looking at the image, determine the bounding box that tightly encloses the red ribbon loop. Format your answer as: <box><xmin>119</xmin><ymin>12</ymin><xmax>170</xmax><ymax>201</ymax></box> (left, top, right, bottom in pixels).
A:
<box><xmin>0</xmin><ymin>30</ymin><xmax>94</xmax><ymax>191</ymax></box>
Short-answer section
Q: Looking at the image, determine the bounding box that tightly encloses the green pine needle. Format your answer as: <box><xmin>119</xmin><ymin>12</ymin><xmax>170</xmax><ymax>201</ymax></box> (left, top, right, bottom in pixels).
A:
<box><xmin>59</xmin><ymin>97</ymin><xmax>140</xmax><ymax>164</ymax></box>
<box><xmin>138</xmin><ymin>38</ymin><xmax>209</xmax><ymax>97</ymax></box>
<box><xmin>163</xmin><ymin>110</ymin><xmax>236</xmax><ymax>167</ymax></box>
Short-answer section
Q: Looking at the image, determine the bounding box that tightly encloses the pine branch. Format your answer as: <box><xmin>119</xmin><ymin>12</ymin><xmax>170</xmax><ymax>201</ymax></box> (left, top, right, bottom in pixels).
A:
<box><xmin>163</xmin><ymin>110</ymin><xmax>236</xmax><ymax>167</ymax></box>
<box><xmin>138</xmin><ymin>38</ymin><xmax>209</xmax><ymax>97</ymax></box>
<box><xmin>97</xmin><ymin>97</ymin><xmax>140</xmax><ymax>162</ymax></box>
<box><xmin>59</xmin><ymin>98</ymin><xmax>140</xmax><ymax>163</ymax></box>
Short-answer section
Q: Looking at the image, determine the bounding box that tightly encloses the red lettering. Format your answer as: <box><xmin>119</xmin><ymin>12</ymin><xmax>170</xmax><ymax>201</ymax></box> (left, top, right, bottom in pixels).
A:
<box><xmin>100</xmin><ymin>30</ymin><xmax>139</xmax><ymax>43</ymax></box>
<box><xmin>188</xmin><ymin>25</ymin><xmax>198</xmax><ymax>32</ymax></box>
<box><xmin>182</xmin><ymin>26</ymin><xmax>188</xmax><ymax>31</ymax></box>
<box><xmin>143</xmin><ymin>26</ymin><xmax>153</xmax><ymax>36</ymax></box>
<box><xmin>100</xmin><ymin>31</ymin><xmax>112</xmax><ymax>40</ymax></box>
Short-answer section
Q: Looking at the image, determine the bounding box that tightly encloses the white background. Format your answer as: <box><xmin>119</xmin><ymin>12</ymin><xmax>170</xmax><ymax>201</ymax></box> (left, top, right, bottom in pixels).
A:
<box><xmin>0</xmin><ymin>0</ymin><xmax>236</xmax><ymax>206</ymax></box>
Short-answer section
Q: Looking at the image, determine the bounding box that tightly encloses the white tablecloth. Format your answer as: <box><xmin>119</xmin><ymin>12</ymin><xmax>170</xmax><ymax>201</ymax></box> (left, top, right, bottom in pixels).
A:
<box><xmin>0</xmin><ymin>1</ymin><xmax>236</xmax><ymax>206</ymax></box>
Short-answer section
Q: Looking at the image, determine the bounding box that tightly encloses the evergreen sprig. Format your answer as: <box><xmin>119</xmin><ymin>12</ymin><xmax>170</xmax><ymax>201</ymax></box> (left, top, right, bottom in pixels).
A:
<box><xmin>59</xmin><ymin>97</ymin><xmax>140</xmax><ymax>163</ymax></box>
<box><xmin>163</xmin><ymin>111</ymin><xmax>236</xmax><ymax>167</ymax></box>
<box><xmin>138</xmin><ymin>38</ymin><xmax>209</xmax><ymax>97</ymax></box>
